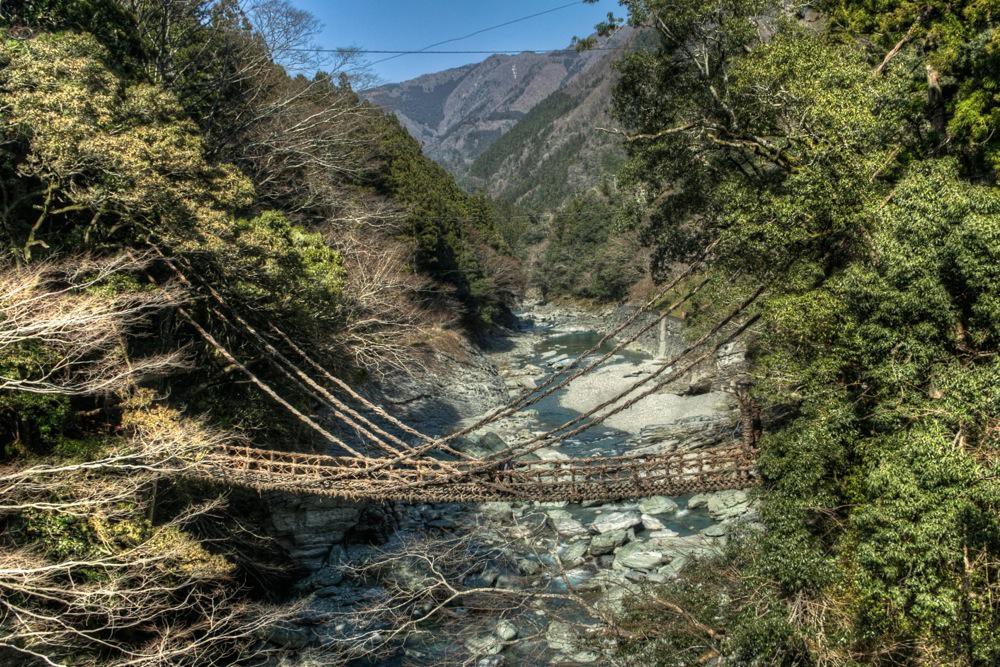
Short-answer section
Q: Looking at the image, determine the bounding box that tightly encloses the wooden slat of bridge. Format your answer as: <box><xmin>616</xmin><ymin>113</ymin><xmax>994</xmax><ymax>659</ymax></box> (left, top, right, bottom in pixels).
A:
<box><xmin>191</xmin><ymin>444</ymin><xmax>757</xmax><ymax>503</ymax></box>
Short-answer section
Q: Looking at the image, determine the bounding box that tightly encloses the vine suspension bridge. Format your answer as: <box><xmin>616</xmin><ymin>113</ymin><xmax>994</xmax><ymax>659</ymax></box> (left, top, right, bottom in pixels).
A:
<box><xmin>156</xmin><ymin>245</ymin><xmax>762</xmax><ymax>503</ymax></box>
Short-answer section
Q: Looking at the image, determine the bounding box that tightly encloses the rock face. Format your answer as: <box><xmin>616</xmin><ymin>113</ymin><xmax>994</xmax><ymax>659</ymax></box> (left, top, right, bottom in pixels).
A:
<box><xmin>266</xmin><ymin>496</ymin><xmax>363</xmax><ymax>570</ymax></box>
<box><xmin>598</xmin><ymin>306</ymin><xmax>686</xmax><ymax>359</ymax></box>
<box><xmin>632</xmin><ymin>412</ymin><xmax>737</xmax><ymax>455</ymax></box>
<box><xmin>372</xmin><ymin>335</ymin><xmax>509</xmax><ymax>437</ymax></box>
<box><xmin>590</xmin><ymin>510</ymin><xmax>642</xmax><ymax>534</ymax></box>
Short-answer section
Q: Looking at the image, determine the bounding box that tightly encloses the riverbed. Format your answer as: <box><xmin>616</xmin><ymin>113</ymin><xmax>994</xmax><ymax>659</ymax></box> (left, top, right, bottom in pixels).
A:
<box><xmin>278</xmin><ymin>305</ymin><xmax>757</xmax><ymax>665</ymax></box>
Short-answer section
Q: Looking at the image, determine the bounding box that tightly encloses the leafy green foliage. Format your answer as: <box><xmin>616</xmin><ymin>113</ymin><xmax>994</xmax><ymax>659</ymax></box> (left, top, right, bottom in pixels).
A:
<box><xmin>365</xmin><ymin>110</ymin><xmax>516</xmax><ymax>328</ymax></box>
<box><xmin>200</xmin><ymin>210</ymin><xmax>345</xmax><ymax>323</ymax></box>
<box><xmin>825</xmin><ymin>0</ymin><xmax>1000</xmax><ymax>175</ymax></box>
<box><xmin>607</xmin><ymin>0</ymin><xmax>1000</xmax><ymax>661</ymax></box>
<box><xmin>535</xmin><ymin>191</ymin><xmax>644</xmax><ymax>302</ymax></box>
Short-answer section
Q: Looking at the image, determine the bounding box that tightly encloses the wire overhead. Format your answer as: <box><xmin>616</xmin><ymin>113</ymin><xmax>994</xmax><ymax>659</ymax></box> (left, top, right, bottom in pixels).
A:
<box><xmin>296</xmin><ymin>1</ymin><xmax>608</xmax><ymax>66</ymax></box>
<box><xmin>293</xmin><ymin>47</ymin><xmax>615</xmax><ymax>55</ymax></box>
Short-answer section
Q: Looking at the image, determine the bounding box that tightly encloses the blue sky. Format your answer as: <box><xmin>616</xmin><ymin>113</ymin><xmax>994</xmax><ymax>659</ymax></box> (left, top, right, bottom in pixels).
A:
<box><xmin>292</xmin><ymin>0</ymin><xmax>616</xmax><ymax>85</ymax></box>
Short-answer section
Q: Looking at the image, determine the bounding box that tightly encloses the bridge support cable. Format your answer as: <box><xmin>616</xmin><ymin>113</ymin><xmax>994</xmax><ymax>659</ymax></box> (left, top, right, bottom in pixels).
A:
<box><xmin>163</xmin><ymin>238</ymin><xmax>726</xmax><ymax>478</ymax></box>
<box><xmin>172</xmin><ymin>304</ymin><xmax>371</xmax><ymax>460</ymax></box>
<box><xmin>480</xmin><ymin>284</ymin><xmax>767</xmax><ymax>463</ymax></box>
<box><xmin>140</xmin><ymin>239</ymin><xmax>766</xmax><ymax>502</ymax></box>
<box><xmin>239</xmin><ymin>274</ymin><xmax>764</xmax><ymax>490</ymax></box>
<box><xmin>396</xmin><ymin>314</ymin><xmax>761</xmax><ymax>497</ymax></box>
<box><xmin>266</xmin><ymin>324</ymin><xmax>437</xmax><ymax>446</ymax></box>
<box><xmin>153</xmin><ymin>249</ymin><xmax>472</xmax><ymax>462</ymax></box>
<box><xmin>156</xmin><ymin>252</ymin><xmax>414</xmax><ymax>458</ymax></box>
<box><xmin>394</xmin><ymin>285</ymin><xmax>767</xmax><ymax>494</ymax></box>
<box><xmin>297</xmin><ymin>257</ymin><xmax>728</xmax><ymax>477</ymax></box>
<box><xmin>420</xmin><ymin>242</ymin><xmax>722</xmax><ymax>449</ymax></box>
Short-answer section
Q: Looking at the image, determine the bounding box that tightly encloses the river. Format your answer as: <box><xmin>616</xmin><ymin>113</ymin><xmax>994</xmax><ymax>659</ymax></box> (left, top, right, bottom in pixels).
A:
<box><xmin>279</xmin><ymin>305</ymin><xmax>757</xmax><ymax>665</ymax></box>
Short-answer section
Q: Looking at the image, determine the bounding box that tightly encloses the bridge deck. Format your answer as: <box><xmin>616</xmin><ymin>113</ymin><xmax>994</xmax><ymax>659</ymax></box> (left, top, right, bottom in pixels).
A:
<box><xmin>190</xmin><ymin>444</ymin><xmax>757</xmax><ymax>502</ymax></box>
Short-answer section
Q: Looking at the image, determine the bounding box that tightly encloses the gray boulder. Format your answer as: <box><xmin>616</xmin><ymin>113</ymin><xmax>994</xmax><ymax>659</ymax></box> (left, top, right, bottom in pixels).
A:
<box><xmin>557</xmin><ymin>541</ymin><xmax>589</xmax><ymax>567</ymax></box>
<box><xmin>465</xmin><ymin>634</ymin><xmax>503</xmax><ymax>656</ymax></box>
<box><xmin>590</xmin><ymin>510</ymin><xmax>642</xmax><ymax>534</ymax></box>
<box><xmin>639</xmin><ymin>496</ymin><xmax>679</xmax><ymax>515</ymax></box>
<box><xmin>701</xmin><ymin>522</ymin><xmax>729</xmax><ymax>537</ymax></box>
<box><xmin>495</xmin><ymin>620</ymin><xmax>518</xmax><ymax>641</ymax></box>
<box><xmin>687</xmin><ymin>493</ymin><xmax>711</xmax><ymax>510</ymax></box>
<box><xmin>707</xmin><ymin>490</ymin><xmax>751</xmax><ymax>519</ymax></box>
<box><xmin>546</xmin><ymin>510</ymin><xmax>589</xmax><ymax>538</ymax></box>
<box><xmin>589</xmin><ymin>529</ymin><xmax>629</xmax><ymax>556</ymax></box>
<box><xmin>613</xmin><ymin>542</ymin><xmax>667</xmax><ymax>571</ymax></box>
<box><xmin>545</xmin><ymin>621</ymin><xmax>576</xmax><ymax>652</ymax></box>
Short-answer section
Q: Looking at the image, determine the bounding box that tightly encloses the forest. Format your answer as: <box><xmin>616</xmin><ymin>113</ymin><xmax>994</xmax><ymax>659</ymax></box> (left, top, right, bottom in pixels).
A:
<box><xmin>0</xmin><ymin>0</ymin><xmax>998</xmax><ymax>665</ymax></box>
<box><xmin>600</xmin><ymin>0</ymin><xmax>1000</xmax><ymax>663</ymax></box>
<box><xmin>0</xmin><ymin>1</ymin><xmax>518</xmax><ymax>663</ymax></box>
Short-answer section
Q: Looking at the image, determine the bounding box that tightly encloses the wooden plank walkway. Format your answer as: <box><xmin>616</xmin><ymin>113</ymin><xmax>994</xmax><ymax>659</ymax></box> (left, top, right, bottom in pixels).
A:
<box><xmin>189</xmin><ymin>443</ymin><xmax>757</xmax><ymax>502</ymax></box>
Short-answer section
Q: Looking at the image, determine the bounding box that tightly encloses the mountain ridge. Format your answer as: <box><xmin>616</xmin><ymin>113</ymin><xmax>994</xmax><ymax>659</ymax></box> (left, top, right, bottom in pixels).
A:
<box><xmin>361</xmin><ymin>28</ymin><xmax>636</xmax><ymax>207</ymax></box>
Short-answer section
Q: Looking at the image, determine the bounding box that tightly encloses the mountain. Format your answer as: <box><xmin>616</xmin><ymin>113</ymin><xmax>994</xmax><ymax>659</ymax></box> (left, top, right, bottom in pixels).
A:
<box><xmin>464</xmin><ymin>30</ymin><xmax>643</xmax><ymax>211</ymax></box>
<box><xmin>362</xmin><ymin>28</ymin><xmax>637</xmax><ymax>209</ymax></box>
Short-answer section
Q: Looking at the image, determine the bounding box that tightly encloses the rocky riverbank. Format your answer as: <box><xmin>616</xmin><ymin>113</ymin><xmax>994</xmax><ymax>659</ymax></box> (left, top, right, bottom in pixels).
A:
<box><xmin>269</xmin><ymin>304</ymin><xmax>760</xmax><ymax>665</ymax></box>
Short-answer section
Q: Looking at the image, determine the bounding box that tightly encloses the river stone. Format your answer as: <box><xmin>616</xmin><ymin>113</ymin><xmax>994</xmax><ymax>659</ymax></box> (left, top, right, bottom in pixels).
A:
<box><xmin>558</xmin><ymin>541</ymin><xmax>589</xmax><ymax>567</ymax></box>
<box><xmin>707</xmin><ymin>490</ymin><xmax>751</xmax><ymax>519</ymax></box>
<box><xmin>639</xmin><ymin>496</ymin><xmax>679</xmax><ymax>515</ymax></box>
<box><xmin>545</xmin><ymin>621</ymin><xmax>577</xmax><ymax>652</ymax></box>
<box><xmin>701</xmin><ymin>522</ymin><xmax>729</xmax><ymax>537</ymax></box>
<box><xmin>495</xmin><ymin>620</ymin><xmax>518</xmax><ymax>641</ymax></box>
<box><xmin>613</xmin><ymin>542</ymin><xmax>667</xmax><ymax>571</ymax></box>
<box><xmin>465</xmin><ymin>568</ymin><xmax>499</xmax><ymax>589</ymax></box>
<box><xmin>640</xmin><ymin>513</ymin><xmax>666</xmax><ymax>531</ymax></box>
<box><xmin>647</xmin><ymin>528</ymin><xmax>680</xmax><ymax>539</ymax></box>
<box><xmin>465</xmin><ymin>634</ymin><xmax>503</xmax><ymax>656</ymax></box>
<box><xmin>480</xmin><ymin>501</ymin><xmax>513</xmax><ymax>518</ymax></box>
<box><xmin>546</xmin><ymin>510</ymin><xmax>589</xmax><ymax>538</ymax></box>
<box><xmin>265</xmin><ymin>622</ymin><xmax>312</xmax><ymax>649</ymax></box>
<box><xmin>590</xmin><ymin>510</ymin><xmax>642</xmax><ymax>534</ymax></box>
<box><xmin>594</xmin><ymin>579</ymin><xmax>635</xmax><ymax>616</ymax></box>
<box><xmin>534</xmin><ymin>447</ymin><xmax>570</xmax><ymax>461</ymax></box>
<box><xmin>687</xmin><ymin>493</ymin><xmax>711</xmax><ymax>510</ymax></box>
<box><xmin>631</xmin><ymin>411</ymin><xmax>736</xmax><ymax>454</ymax></box>
<box><xmin>589</xmin><ymin>529</ymin><xmax>629</xmax><ymax>556</ymax></box>
<box><xmin>477</xmin><ymin>657</ymin><xmax>505</xmax><ymax>667</ymax></box>
<box><xmin>517</xmin><ymin>558</ymin><xmax>542</xmax><ymax>575</ymax></box>
<box><xmin>649</xmin><ymin>534</ymin><xmax>716</xmax><ymax>561</ymax></box>
<box><xmin>658</xmin><ymin>555</ymin><xmax>689</xmax><ymax>578</ymax></box>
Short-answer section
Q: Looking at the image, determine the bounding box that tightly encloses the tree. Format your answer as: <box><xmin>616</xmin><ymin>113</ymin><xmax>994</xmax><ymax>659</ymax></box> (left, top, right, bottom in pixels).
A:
<box><xmin>603</xmin><ymin>0</ymin><xmax>1000</xmax><ymax>662</ymax></box>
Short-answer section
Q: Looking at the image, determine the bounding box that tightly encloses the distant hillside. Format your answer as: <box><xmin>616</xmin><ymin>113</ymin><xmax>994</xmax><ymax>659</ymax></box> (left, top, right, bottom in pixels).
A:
<box><xmin>463</xmin><ymin>29</ymin><xmax>639</xmax><ymax>211</ymax></box>
<box><xmin>361</xmin><ymin>28</ymin><xmax>636</xmax><ymax>201</ymax></box>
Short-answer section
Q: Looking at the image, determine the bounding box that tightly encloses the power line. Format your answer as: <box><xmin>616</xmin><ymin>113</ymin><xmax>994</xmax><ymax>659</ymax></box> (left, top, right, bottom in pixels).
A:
<box><xmin>368</xmin><ymin>0</ymin><xmax>588</xmax><ymax>66</ymax></box>
<box><xmin>318</xmin><ymin>1</ymin><xmax>602</xmax><ymax>67</ymax></box>
<box><xmin>289</xmin><ymin>47</ymin><xmax>615</xmax><ymax>55</ymax></box>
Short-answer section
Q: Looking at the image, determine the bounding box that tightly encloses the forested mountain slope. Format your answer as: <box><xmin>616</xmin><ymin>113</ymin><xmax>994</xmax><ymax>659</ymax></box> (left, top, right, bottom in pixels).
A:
<box><xmin>0</xmin><ymin>2</ymin><xmax>517</xmax><ymax>663</ymax></box>
<box><xmin>464</xmin><ymin>29</ymin><xmax>652</xmax><ymax>211</ymax></box>
<box><xmin>601</xmin><ymin>0</ymin><xmax>1000</xmax><ymax>663</ymax></box>
<box><xmin>362</xmin><ymin>27</ymin><xmax>634</xmax><ymax>184</ymax></box>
